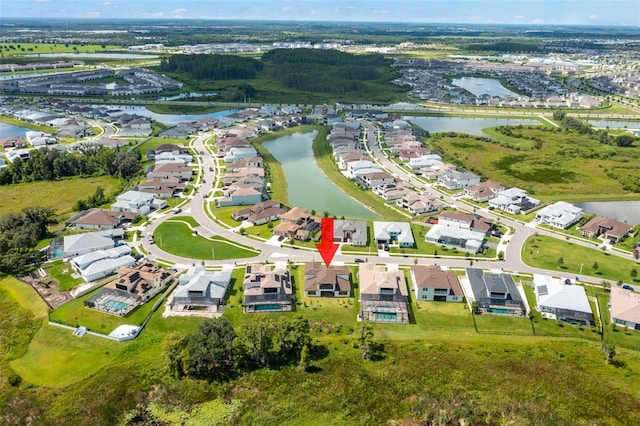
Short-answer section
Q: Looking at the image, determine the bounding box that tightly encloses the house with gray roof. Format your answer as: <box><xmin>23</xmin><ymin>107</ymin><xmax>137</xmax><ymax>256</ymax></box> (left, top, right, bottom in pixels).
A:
<box><xmin>169</xmin><ymin>267</ymin><xmax>233</xmax><ymax>314</ymax></box>
<box><xmin>111</xmin><ymin>190</ymin><xmax>166</xmax><ymax>215</ymax></box>
<box><xmin>489</xmin><ymin>187</ymin><xmax>540</xmax><ymax>214</ymax></box>
<box><xmin>464</xmin><ymin>268</ymin><xmax>526</xmax><ymax>316</ymax></box>
<box><xmin>533</xmin><ymin>274</ymin><xmax>594</xmax><ymax>325</ymax></box>
<box><xmin>70</xmin><ymin>245</ymin><xmax>136</xmax><ymax>282</ymax></box>
<box><xmin>333</xmin><ymin>220</ymin><xmax>368</xmax><ymax>247</ymax></box>
<box><xmin>63</xmin><ymin>229</ymin><xmax>124</xmax><ymax>258</ymax></box>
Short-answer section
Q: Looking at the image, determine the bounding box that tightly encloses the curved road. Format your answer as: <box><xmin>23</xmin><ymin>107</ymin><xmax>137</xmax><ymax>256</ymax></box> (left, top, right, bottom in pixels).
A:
<box><xmin>137</xmin><ymin>124</ymin><xmax>636</xmax><ymax>288</ymax></box>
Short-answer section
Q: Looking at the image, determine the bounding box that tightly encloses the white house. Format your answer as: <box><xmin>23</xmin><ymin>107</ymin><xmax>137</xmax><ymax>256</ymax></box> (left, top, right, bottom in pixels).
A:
<box><xmin>437</xmin><ymin>170</ymin><xmax>481</xmax><ymax>190</ymax></box>
<box><xmin>359</xmin><ymin>171</ymin><xmax>395</xmax><ymax>188</ymax></box>
<box><xmin>425</xmin><ymin>211</ymin><xmax>491</xmax><ymax>254</ymax></box>
<box><xmin>373</xmin><ymin>221</ymin><xmax>415</xmax><ymax>248</ymax></box>
<box><xmin>489</xmin><ymin>187</ymin><xmax>540</xmax><ymax>214</ymax></box>
<box><xmin>71</xmin><ymin>245</ymin><xmax>136</xmax><ymax>282</ymax></box>
<box><xmin>534</xmin><ymin>201</ymin><xmax>583</xmax><ymax>229</ymax></box>
<box><xmin>408</xmin><ymin>154</ymin><xmax>442</xmax><ymax>170</ymax></box>
<box><xmin>533</xmin><ymin>274</ymin><xmax>594</xmax><ymax>325</ymax></box>
<box><xmin>224</xmin><ymin>147</ymin><xmax>258</xmax><ymax>163</ymax></box>
<box><xmin>154</xmin><ymin>151</ymin><xmax>193</xmax><ymax>165</ymax></box>
<box><xmin>170</xmin><ymin>267</ymin><xmax>233</xmax><ymax>314</ymax></box>
<box><xmin>63</xmin><ymin>229</ymin><xmax>124</xmax><ymax>258</ymax></box>
<box><xmin>347</xmin><ymin>160</ymin><xmax>382</xmax><ymax>179</ymax></box>
<box><xmin>111</xmin><ymin>190</ymin><xmax>165</xmax><ymax>215</ymax></box>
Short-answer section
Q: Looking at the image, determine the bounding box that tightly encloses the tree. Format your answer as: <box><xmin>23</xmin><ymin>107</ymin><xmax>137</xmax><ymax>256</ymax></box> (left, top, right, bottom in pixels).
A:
<box><xmin>631</xmin><ymin>268</ymin><xmax>638</xmax><ymax>281</ymax></box>
<box><xmin>557</xmin><ymin>256</ymin><xmax>564</xmax><ymax>267</ymax></box>
<box><xmin>615</xmin><ymin>134</ymin><xmax>635</xmax><ymax>147</ymax></box>
<box><xmin>601</xmin><ymin>341</ymin><xmax>617</xmax><ymax>364</ymax></box>
<box><xmin>602</xmin><ymin>280</ymin><xmax>611</xmax><ymax>292</ymax></box>
<box><xmin>165</xmin><ymin>318</ymin><xmax>236</xmax><ymax>380</ymax></box>
<box><xmin>299</xmin><ymin>344</ymin><xmax>310</xmax><ymax>372</ymax></box>
<box><xmin>357</xmin><ymin>325</ymin><xmax>375</xmax><ymax>360</ymax></box>
<box><xmin>592</xmin><ymin>261</ymin><xmax>599</xmax><ymax>274</ymax></box>
<box><xmin>234</xmin><ymin>316</ymin><xmax>276</xmax><ymax>369</ymax></box>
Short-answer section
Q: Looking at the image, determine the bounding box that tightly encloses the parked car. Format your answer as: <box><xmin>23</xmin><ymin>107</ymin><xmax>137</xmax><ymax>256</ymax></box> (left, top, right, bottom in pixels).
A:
<box><xmin>354</xmin><ymin>258</ymin><xmax>365</xmax><ymax>263</ymax></box>
<box><xmin>622</xmin><ymin>284</ymin><xmax>634</xmax><ymax>291</ymax></box>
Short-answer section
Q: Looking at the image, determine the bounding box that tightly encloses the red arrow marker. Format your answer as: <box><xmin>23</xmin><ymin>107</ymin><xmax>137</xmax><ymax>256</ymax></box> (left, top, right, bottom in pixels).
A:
<box><xmin>315</xmin><ymin>217</ymin><xmax>339</xmax><ymax>267</ymax></box>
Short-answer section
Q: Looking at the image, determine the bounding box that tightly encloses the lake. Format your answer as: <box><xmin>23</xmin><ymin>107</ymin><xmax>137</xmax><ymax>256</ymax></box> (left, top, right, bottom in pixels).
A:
<box><xmin>574</xmin><ymin>201</ymin><xmax>640</xmax><ymax>225</ymax></box>
<box><xmin>587</xmin><ymin>120</ymin><xmax>640</xmax><ymax>129</ymax></box>
<box><xmin>451</xmin><ymin>77</ymin><xmax>519</xmax><ymax>98</ymax></box>
<box><xmin>21</xmin><ymin>53</ymin><xmax>158</xmax><ymax>59</ymax></box>
<box><xmin>404</xmin><ymin>116</ymin><xmax>541</xmax><ymax>138</ymax></box>
<box><xmin>0</xmin><ymin>122</ymin><xmax>30</xmax><ymax>138</ymax></box>
<box><xmin>101</xmin><ymin>105</ymin><xmax>242</xmax><ymax>125</ymax></box>
<box><xmin>262</xmin><ymin>130</ymin><xmax>379</xmax><ymax>219</ymax></box>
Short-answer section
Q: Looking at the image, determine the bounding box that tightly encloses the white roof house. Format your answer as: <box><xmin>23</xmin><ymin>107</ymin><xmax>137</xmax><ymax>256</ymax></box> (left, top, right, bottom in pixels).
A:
<box><xmin>408</xmin><ymin>154</ymin><xmax>442</xmax><ymax>170</ymax></box>
<box><xmin>347</xmin><ymin>160</ymin><xmax>382</xmax><ymax>178</ymax></box>
<box><xmin>489</xmin><ymin>187</ymin><xmax>540</xmax><ymax>214</ymax></box>
<box><xmin>172</xmin><ymin>267</ymin><xmax>233</xmax><ymax>313</ymax></box>
<box><xmin>373</xmin><ymin>221</ymin><xmax>415</xmax><ymax>247</ymax></box>
<box><xmin>153</xmin><ymin>151</ymin><xmax>193</xmax><ymax>165</ymax></box>
<box><xmin>224</xmin><ymin>147</ymin><xmax>258</xmax><ymax>163</ymax></box>
<box><xmin>111</xmin><ymin>190</ymin><xmax>159</xmax><ymax>215</ymax></box>
<box><xmin>63</xmin><ymin>232</ymin><xmax>118</xmax><ymax>258</ymax></box>
<box><xmin>71</xmin><ymin>245</ymin><xmax>132</xmax><ymax>270</ymax></box>
<box><xmin>533</xmin><ymin>274</ymin><xmax>594</xmax><ymax>325</ymax></box>
<box><xmin>534</xmin><ymin>201</ymin><xmax>583</xmax><ymax>229</ymax></box>
<box><xmin>75</xmin><ymin>254</ymin><xmax>136</xmax><ymax>282</ymax></box>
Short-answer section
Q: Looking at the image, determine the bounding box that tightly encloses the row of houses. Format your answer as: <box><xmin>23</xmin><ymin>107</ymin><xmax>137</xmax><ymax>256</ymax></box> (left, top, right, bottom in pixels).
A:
<box><xmin>138</xmin><ymin>143</ymin><xmax>193</xmax><ymax>199</ymax></box>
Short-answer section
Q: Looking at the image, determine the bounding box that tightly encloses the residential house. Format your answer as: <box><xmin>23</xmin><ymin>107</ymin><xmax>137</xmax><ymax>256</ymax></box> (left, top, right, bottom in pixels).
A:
<box><xmin>410</xmin><ymin>265</ymin><xmax>464</xmax><ymax>302</ymax></box>
<box><xmin>425</xmin><ymin>211</ymin><xmax>492</xmax><ymax>254</ymax></box>
<box><xmin>70</xmin><ymin>245</ymin><xmax>136</xmax><ymax>282</ymax></box>
<box><xmin>1</xmin><ymin>136</ymin><xmax>26</xmax><ymax>149</ymax></box>
<box><xmin>373</xmin><ymin>182</ymin><xmax>413</xmax><ymax>201</ymax></box>
<box><xmin>154</xmin><ymin>151</ymin><xmax>192</xmax><ymax>165</ymax></box>
<box><xmin>217</xmin><ymin>184</ymin><xmax>264</xmax><ymax>207</ymax></box>
<box><xmin>610</xmin><ymin>287</ymin><xmax>640</xmax><ymax>331</ymax></box>
<box><xmin>232</xmin><ymin>200</ymin><xmax>287</xmax><ymax>225</ymax></box>
<box><xmin>224</xmin><ymin>147</ymin><xmax>258</xmax><ymax>163</ymax></box>
<box><xmin>359</xmin><ymin>263</ymin><xmax>409</xmax><ymax>323</ymax></box>
<box><xmin>408</xmin><ymin>154</ymin><xmax>442</xmax><ymax>170</ymax></box>
<box><xmin>533</xmin><ymin>274</ymin><xmax>594</xmax><ymax>325</ymax></box>
<box><xmin>304</xmin><ymin>263</ymin><xmax>351</xmax><ymax>297</ymax></box>
<box><xmin>397</xmin><ymin>192</ymin><xmax>439</xmax><ymax>215</ymax></box>
<box><xmin>359</xmin><ymin>171</ymin><xmax>395</xmax><ymax>188</ymax></box>
<box><xmin>62</xmin><ymin>228</ymin><xmax>124</xmax><ymax>258</ymax></box>
<box><xmin>333</xmin><ymin>220</ymin><xmax>368</xmax><ymax>247</ymax></box>
<box><xmin>347</xmin><ymin>160</ymin><xmax>382</xmax><ymax>179</ymax></box>
<box><xmin>138</xmin><ymin>178</ymin><xmax>185</xmax><ymax>198</ymax></box>
<box><xmin>581</xmin><ymin>216</ymin><xmax>632</xmax><ymax>243</ymax></box>
<box><xmin>170</xmin><ymin>267</ymin><xmax>233</xmax><ymax>314</ymax></box>
<box><xmin>243</xmin><ymin>264</ymin><xmax>293</xmax><ymax>313</ymax></box>
<box><xmin>465</xmin><ymin>268</ymin><xmax>526</xmax><ymax>316</ymax></box>
<box><xmin>111</xmin><ymin>190</ymin><xmax>166</xmax><ymax>215</ymax></box>
<box><xmin>227</xmin><ymin>156</ymin><xmax>263</xmax><ymax>172</ymax></box>
<box><xmin>535</xmin><ymin>201</ymin><xmax>583</xmax><ymax>229</ymax></box>
<box><xmin>489</xmin><ymin>187</ymin><xmax>540</xmax><ymax>214</ymax></box>
<box><xmin>6</xmin><ymin>148</ymin><xmax>32</xmax><ymax>162</ymax></box>
<box><xmin>373</xmin><ymin>221</ymin><xmax>415</xmax><ymax>248</ymax></box>
<box><xmin>337</xmin><ymin>151</ymin><xmax>369</xmax><ymax>169</ymax></box>
<box><xmin>272</xmin><ymin>207</ymin><xmax>321</xmax><ymax>241</ymax></box>
<box><xmin>147</xmin><ymin>163</ymin><xmax>193</xmax><ymax>181</ymax></box>
<box><xmin>438</xmin><ymin>170</ymin><xmax>481</xmax><ymax>190</ymax></box>
<box><xmin>71</xmin><ymin>209</ymin><xmax>137</xmax><ymax>230</ymax></box>
<box><xmin>463</xmin><ymin>180</ymin><xmax>506</xmax><ymax>202</ymax></box>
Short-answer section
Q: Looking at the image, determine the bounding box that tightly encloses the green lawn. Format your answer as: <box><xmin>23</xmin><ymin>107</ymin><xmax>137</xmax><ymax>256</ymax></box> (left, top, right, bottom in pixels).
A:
<box><xmin>48</xmin><ymin>287</ymin><xmax>166</xmax><ymax>333</ymax></box>
<box><xmin>9</xmin><ymin>322</ymin><xmax>127</xmax><ymax>388</ymax></box>
<box><xmin>0</xmin><ymin>276</ymin><xmax>49</xmax><ymax>319</ymax></box>
<box><xmin>473</xmin><ymin>313</ymin><xmax>534</xmax><ymax>335</ymax></box>
<box><xmin>0</xmin><ymin>176</ymin><xmax>122</xmax><ymax>219</ymax></box>
<box><xmin>523</xmin><ymin>234</ymin><xmax>640</xmax><ymax>283</ymax></box>
<box><xmin>134</xmin><ymin>138</ymin><xmax>188</xmax><ymax>161</ymax></box>
<box><xmin>0</xmin><ymin>43</ymin><xmax>125</xmax><ymax>58</ymax></box>
<box><xmin>154</xmin><ymin>221</ymin><xmax>259</xmax><ymax>260</ymax></box>
<box><xmin>43</xmin><ymin>260</ymin><xmax>84</xmax><ymax>292</ymax></box>
<box><xmin>0</xmin><ymin>115</ymin><xmax>56</xmax><ymax>133</ymax></box>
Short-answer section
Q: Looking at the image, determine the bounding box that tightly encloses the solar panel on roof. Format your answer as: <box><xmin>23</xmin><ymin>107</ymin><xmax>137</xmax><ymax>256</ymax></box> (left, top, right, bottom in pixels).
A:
<box><xmin>538</xmin><ymin>285</ymin><xmax>548</xmax><ymax>296</ymax></box>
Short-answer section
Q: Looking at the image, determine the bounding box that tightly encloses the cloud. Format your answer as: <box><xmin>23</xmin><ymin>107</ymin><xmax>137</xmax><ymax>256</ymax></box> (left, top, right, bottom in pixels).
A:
<box><xmin>590</xmin><ymin>14</ymin><xmax>599</xmax><ymax>20</ymax></box>
<box><xmin>531</xmin><ymin>18</ymin><xmax>543</xmax><ymax>24</ymax></box>
<box><xmin>33</xmin><ymin>0</ymin><xmax>50</xmax><ymax>3</ymax></box>
<box><xmin>103</xmin><ymin>1</ymin><xmax>111</xmax><ymax>5</ymax></box>
<box><xmin>78</xmin><ymin>11</ymin><xmax>101</xmax><ymax>18</ymax></box>
<box><xmin>372</xmin><ymin>9</ymin><xmax>389</xmax><ymax>15</ymax></box>
<box><xmin>172</xmin><ymin>8</ymin><xmax>187</xmax><ymax>16</ymax></box>
<box><xmin>515</xmin><ymin>15</ymin><xmax>525</xmax><ymax>20</ymax></box>
<box><xmin>281</xmin><ymin>6</ymin><xmax>296</xmax><ymax>12</ymax></box>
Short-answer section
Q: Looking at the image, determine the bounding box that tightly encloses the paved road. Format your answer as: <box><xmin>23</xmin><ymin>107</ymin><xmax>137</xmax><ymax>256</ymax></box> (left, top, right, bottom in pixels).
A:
<box><xmin>136</xmin><ymin>124</ymin><xmax>636</xmax><ymax>288</ymax></box>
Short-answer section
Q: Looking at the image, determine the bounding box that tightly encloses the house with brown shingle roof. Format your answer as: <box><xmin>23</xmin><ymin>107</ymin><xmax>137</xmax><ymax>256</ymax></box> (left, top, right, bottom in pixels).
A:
<box><xmin>72</xmin><ymin>209</ymin><xmax>137</xmax><ymax>230</ymax></box>
<box><xmin>610</xmin><ymin>287</ymin><xmax>640</xmax><ymax>331</ymax></box>
<box><xmin>243</xmin><ymin>264</ymin><xmax>292</xmax><ymax>313</ymax></box>
<box><xmin>463</xmin><ymin>180</ymin><xmax>506</xmax><ymax>202</ymax></box>
<box><xmin>232</xmin><ymin>200</ymin><xmax>287</xmax><ymax>225</ymax></box>
<box><xmin>304</xmin><ymin>263</ymin><xmax>351</xmax><ymax>297</ymax></box>
<box><xmin>581</xmin><ymin>216</ymin><xmax>633</xmax><ymax>243</ymax></box>
<box><xmin>147</xmin><ymin>163</ymin><xmax>193</xmax><ymax>181</ymax></box>
<box><xmin>410</xmin><ymin>265</ymin><xmax>463</xmax><ymax>302</ymax></box>
<box><xmin>272</xmin><ymin>207</ymin><xmax>321</xmax><ymax>241</ymax></box>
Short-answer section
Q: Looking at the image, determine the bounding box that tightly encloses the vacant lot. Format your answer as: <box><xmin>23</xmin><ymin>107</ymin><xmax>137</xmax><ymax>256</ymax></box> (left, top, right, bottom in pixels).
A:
<box><xmin>0</xmin><ymin>176</ymin><xmax>122</xmax><ymax>219</ymax></box>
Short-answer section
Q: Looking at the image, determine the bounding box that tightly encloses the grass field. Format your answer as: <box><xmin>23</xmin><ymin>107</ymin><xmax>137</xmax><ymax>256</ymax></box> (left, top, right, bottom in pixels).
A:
<box><xmin>0</xmin><ymin>176</ymin><xmax>122</xmax><ymax>219</ymax></box>
<box><xmin>0</xmin><ymin>276</ymin><xmax>49</xmax><ymax>319</ymax></box>
<box><xmin>0</xmin><ymin>43</ymin><xmax>125</xmax><ymax>58</ymax></box>
<box><xmin>43</xmin><ymin>260</ymin><xmax>84</xmax><ymax>292</ymax></box>
<box><xmin>522</xmin><ymin>234</ymin><xmax>640</xmax><ymax>284</ymax></box>
<box><xmin>0</xmin><ymin>115</ymin><xmax>56</xmax><ymax>133</ymax></box>
<box><xmin>428</xmin><ymin>126</ymin><xmax>640</xmax><ymax>200</ymax></box>
<box><xmin>133</xmin><ymin>137</ymin><xmax>189</xmax><ymax>161</ymax></box>
<box><xmin>153</xmin><ymin>220</ymin><xmax>259</xmax><ymax>260</ymax></box>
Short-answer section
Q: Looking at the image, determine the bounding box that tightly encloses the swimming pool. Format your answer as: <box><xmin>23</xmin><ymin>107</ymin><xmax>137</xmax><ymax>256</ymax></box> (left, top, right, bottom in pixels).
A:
<box><xmin>487</xmin><ymin>308</ymin><xmax>512</xmax><ymax>315</ymax></box>
<box><xmin>103</xmin><ymin>299</ymin><xmax>128</xmax><ymax>312</ymax></box>
<box><xmin>375</xmin><ymin>312</ymin><xmax>398</xmax><ymax>321</ymax></box>
<box><xmin>254</xmin><ymin>304</ymin><xmax>282</xmax><ymax>311</ymax></box>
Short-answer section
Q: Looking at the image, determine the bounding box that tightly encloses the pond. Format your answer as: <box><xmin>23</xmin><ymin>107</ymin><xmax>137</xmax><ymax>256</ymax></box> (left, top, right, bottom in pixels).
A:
<box><xmin>262</xmin><ymin>130</ymin><xmax>379</xmax><ymax>220</ymax></box>
<box><xmin>587</xmin><ymin>120</ymin><xmax>640</xmax><ymax>129</ymax></box>
<box><xmin>0</xmin><ymin>122</ymin><xmax>31</xmax><ymax>138</ymax></box>
<box><xmin>574</xmin><ymin>201</ymin><xmax>640</xmax><ymax>225</ymax></box>
<box><xmin>451</xmin><ymin>77</ymin><xmax>520</xmax><ymax>98</ymax></box>
<box><xmin>404</xmin><ymin>116</ymin><xmax>541</xmax><ymax>138</ymax></box>
<box><xmin>101</xmin><ymin>105</ymin><xmax>242</xmax><ymax>125</ymax></box>
<box><xmin>21</xmin><ymin>53</ymin><xmax>159</xmax><ymax>59</ymax></box>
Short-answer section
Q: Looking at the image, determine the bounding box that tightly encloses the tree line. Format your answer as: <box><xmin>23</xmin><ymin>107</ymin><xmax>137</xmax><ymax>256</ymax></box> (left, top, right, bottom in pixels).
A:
<box><xmin>165</xmin><ymin>316</ymin><xmax>312</xmax><ymax>380</ymax></box>
<box><xmin>0</xmin><ymin>206</ymin><xmax>56</xmax><ymax>272</ymax></box>
<box><xmin>159</xmin><ymin>54</ymin><xmax>263</xmax><ymax>80</ymax></box>
<box><xmin>0</xmin><ymin>144</ymin><xmax>141</xmax><ymax>185</ymax></box>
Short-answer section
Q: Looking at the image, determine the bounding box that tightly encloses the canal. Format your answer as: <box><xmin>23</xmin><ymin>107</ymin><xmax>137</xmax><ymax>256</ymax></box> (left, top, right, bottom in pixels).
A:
<box><xmin>262</xmin><ymin>130</ymin><xmax>379</xmax><ymax>220</ymax></box>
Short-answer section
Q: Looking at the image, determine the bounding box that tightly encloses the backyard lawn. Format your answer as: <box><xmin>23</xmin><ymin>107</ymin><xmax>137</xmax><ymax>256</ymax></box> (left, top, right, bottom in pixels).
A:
<box><xmin>153</xmin><ymin>220</ymin><xmax>260</xmax><ymax>260</ymax></box>
<box><xmin>43</xmin><ymin>260</ymin><xmax>84</xmax><ymax>292</ymax></box>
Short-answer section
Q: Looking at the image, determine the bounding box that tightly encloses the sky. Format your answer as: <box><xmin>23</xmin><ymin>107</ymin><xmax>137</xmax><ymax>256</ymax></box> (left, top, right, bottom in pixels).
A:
<box><xmin>1</xmin><ymin>0</ymin><xmax>639</xmax><ymax>26</ymax></box>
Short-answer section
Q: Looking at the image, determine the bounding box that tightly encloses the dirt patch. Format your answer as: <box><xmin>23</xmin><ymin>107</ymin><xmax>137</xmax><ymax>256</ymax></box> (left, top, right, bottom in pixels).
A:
<box><xmin>20</xmin><ymin>274</ymin><xmax>72</xmax><ymax>309</ymax></box>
